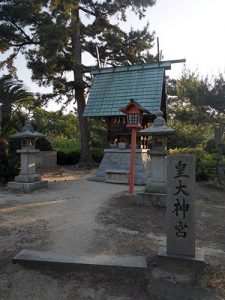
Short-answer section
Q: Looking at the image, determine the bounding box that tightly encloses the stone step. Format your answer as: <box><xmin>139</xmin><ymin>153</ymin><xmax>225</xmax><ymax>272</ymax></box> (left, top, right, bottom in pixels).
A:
<box><xmin>106</xmin><ymin>169</ymin><xmax>130</xmax><ymax>184</ymax></box>
<box><xmin>13</xmin><ymin>249</ymin><xmax>147</xmax><ymax>279</ymax></box>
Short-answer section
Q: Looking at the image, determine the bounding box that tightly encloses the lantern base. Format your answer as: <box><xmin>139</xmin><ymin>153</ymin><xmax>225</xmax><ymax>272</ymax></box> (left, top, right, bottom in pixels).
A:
<box><xmin>145</xmin><ymin>181</ymin><xmax>167</xmax><ymax>194</ymax></box>
<box><xmin>137</xmin><ymin>191</ymin><xmax>166</xmax><ymax>208</ymax></box>
<box><xmin>15</xmin><ymin>173</ymin><xmax>41</xmax><ymax>183</ymax></box>
<box><xmin>7</xmin><ymin>180</ymin><xmax>48</xmax><ymax>192</ymax></box>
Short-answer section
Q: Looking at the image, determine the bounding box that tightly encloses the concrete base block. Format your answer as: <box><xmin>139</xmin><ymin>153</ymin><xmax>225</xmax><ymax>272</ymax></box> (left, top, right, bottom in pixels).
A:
<box><xmin>137</xmin><ymin>192</ymin><xmax>166</xmax><ymax>208</ymax></box>
<box><xmin>150</xmin><ymin>246</ymin><xmax>205</xmax><ymax>285</ymax></box>
<box><xmin>147</xmin><ymin>279</ymin><xmax>216</xmax><ymax>300</ymax></box>
<box><xmin>158</xmin><ymin>246</ymin><xmax>204</xmax><ymax>264</ymax></box>
<box><xmin>7</xmin><ymin>180</ymin><xmax>48</xmax><ymax>192</ymax></box>
<box><xmin>145</xmin><ymin>181</ymin><xmax>166</xmax><ymax>194</ymax></box>
<box><xmin>15</xmin><ymin>174</ymin><xmax>41</xmax><ymax>183</ymax></box>
<box><xmin>93</xmin><ymin>149</ymin><xmax>150</xmax><ymax>185</ymax></box>
<box><xmin>13</xmin><ymin>249</ymin><xmax>147</xmax><ymax>279</ymax></box>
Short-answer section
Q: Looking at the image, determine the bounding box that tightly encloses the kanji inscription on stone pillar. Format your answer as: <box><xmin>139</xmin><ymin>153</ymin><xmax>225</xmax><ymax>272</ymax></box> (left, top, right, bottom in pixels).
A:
<box><xmin>167</xmin><ymin>154</ymin><xmax>196</xmax><ymax>257</ymax></box>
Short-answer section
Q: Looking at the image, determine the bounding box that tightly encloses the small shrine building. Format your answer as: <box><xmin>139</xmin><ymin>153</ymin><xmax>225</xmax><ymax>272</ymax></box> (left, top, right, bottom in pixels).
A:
<box><xmin>84</xmin><ymin>59</ymin><xmax>185</xmax><ymax>148</ymax></box>
<box><xmin>83</xmin><ymin>59</ymin><xmax>185</xmax><ymax>184</ymax></box>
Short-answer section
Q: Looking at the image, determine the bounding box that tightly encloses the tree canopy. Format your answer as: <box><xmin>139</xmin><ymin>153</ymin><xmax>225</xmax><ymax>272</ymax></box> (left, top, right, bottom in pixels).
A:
<box><xmin>168</xmin><ymin>70</ymin><xmax>225</xmax><ymax>125</ymax></box>
<box><xmin>0</xmin><ymin>0</ymin><xmax>157</xmax><ymax>166</ymax></box>
<box><xmin>0</xmin><ymin>74</ymin><xmax>36</xmax><ymax>171</ymax></box>
<box><xmin>167</xmin><ymin>71</ymin><xmax>225</xmax><ymax>150</ymax></box>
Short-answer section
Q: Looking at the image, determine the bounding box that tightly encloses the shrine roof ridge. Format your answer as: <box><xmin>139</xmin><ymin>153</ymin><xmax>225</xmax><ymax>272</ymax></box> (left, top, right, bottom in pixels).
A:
<box><xmin>91</xmin><ymin>59</ymin><xmax>186</xmax><ymax>76</ymax></box>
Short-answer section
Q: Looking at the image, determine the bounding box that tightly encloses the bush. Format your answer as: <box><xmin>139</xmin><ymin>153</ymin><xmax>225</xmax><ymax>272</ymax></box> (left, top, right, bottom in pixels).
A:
<box><xmin>167</xmin><ymin>121</ymin><xmax>213</xmax><ymax>149</ymax></box>
<box><xmin>52</xmin><ymin>136</ymin><xmax>80</xmax><ymax>154</ymax></box>
<box><xmin>9</xmin><ymin>138</ymin><xmax>21</xmax><ymax>152</ymax></box>
<box><xmin>91</xmin><ymin>148</ymin><xmax>104</xmax><ymax>163</ymax></box>
<box><xmin>53</xmin><ymin>137</ymin><xmax>104</xmax><ymax>165</ymax></box>
<box><xmin>168</xmin><ymin>131</ymin><xmax>204</xmax><ymax>148</ymax></box>
<box><xmin>56</xmin><ymin>148</ymin><xmax>104</xmax><ymax>165</ymax></box>
<box><xmin>57</xmin><ymin>151</ymin><xmax>80</xmax><ymax>165</ymax></box>
<box><xmin>0</xmin><ymin>141</ymin><xmax>20</xmax><ymax>183</ymax></box>
<box><xmin>170</xmin><ymin>147</ymin><xmax>216</xmax><ymax>181</ymax></box>
<box><xmin>36</xmin><ymin>137</ymin><xmax>53</xmax><ymax>151</ymax></box>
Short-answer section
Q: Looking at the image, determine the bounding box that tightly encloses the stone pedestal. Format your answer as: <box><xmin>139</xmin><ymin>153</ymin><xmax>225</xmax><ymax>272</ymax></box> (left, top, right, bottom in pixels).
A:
<box><xmin>145</xmin><ymin>150</ymin><xmax>167</xmax><ymax>193</ymax></box>
<box><xmin>137</xmin><ymin>150</ymin><xmax>167</xmax><ymax>208</ymax></box>
<box><xmin>8</xmin><ymin>149</ymin><xmax>48</xmax><ymax>192</ymax></box>
<box><xmin>7</xmin><ymin>180</ymin><xmax>48</xmax><ymax>192</ymax></box>
<box><xmin>92</xmin><ymin>149</ymin><xmax>150</xmax><ymax>185</ymax></box>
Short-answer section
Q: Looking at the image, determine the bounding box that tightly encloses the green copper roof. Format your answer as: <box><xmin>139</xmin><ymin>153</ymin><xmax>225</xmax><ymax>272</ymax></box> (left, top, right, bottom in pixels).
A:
<box><xmin>83</xmin><ymin>60</ymin><xmax>185</xmax><ymax>117</ymax></box>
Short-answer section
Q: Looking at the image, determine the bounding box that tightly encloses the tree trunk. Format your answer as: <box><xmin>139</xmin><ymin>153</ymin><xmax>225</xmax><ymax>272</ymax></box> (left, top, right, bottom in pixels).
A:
<box><xmin>71</xmin><ymin>7</ymin><xmax>96</xmax><ymax>168</ymax></box>
<box><xmin>0</xmin><ymin>138</ymin><xmax>9</xmax><ymax>162</ymax></box>
<box><xmin>0</xmin><ymin>100</ymin><xmax>11</xmax><ymax>162</ymax></box>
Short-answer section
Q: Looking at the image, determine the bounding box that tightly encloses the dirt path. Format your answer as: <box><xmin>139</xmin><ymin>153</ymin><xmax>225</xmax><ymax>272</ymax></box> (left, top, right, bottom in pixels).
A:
<box><xmin>0</xmin><ymin>168</ymin><xmax>141</xmax><ymax>258</ymax></box>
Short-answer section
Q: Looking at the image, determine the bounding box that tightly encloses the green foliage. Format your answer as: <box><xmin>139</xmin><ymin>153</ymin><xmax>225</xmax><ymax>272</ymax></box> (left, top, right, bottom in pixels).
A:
<box><xmin>0</xmin><ymin>75</ymin><xmax>34</xmax><ymax>138</ymax></box>
<box><xmin>167</xmin><ymin>71</ymin><xmax>225</xmax><ymax>182</ymax></box>
<box><xmin>32</xmin><ymin>108</ymin><xmax>80</xmax><ymax>139</ymax></box>
<box><xmin>0</xmin><ymin>140</ymin><xmax>19</xmax><ymax>183</ymax></box>
<box><xmin>52</xmin><ymin>136</ymin><xmax>80</xmax><ymax>154</ymax></box>
<box><xmin>35</xmin><ymin>137</ymin><xmax>53</xmax><ymax>151</ymax></box>
<box><xmin>91</xmin><ymin>147</ymin><xmax>104</xmax><ymax>163</ymax></box>
<box><xmin>168</xmin><ymin>120</ymin><xmax>214</xmax><ymax>149</ymax></box>
<box><xmin>0</xmin><ymin>75</ymin><xmax>39</xmax><ymax>180</ymax></box>
<box><xmin>171</xmin><ymin>148</ymin><xmax>216</xmax><ymax>181</ymax></box>
<box><xmin>8</xmin><ymin>138</ymin><xmax>21</xmax><ymax>152</ymax></box>
<box><xmin>204</xmin><ymin>139</ymin><xmax>217</xmax><ymax>154</ymax></box>
<box><xmin>57</xmin><ymin>151</ymin><xmax>80</xmax><ymax>165</ymax></box>
<box><xmin>52</xmin><ymin>136</ymin><xmax>103</xmax><ymax>165</ymax></box>
<box><xmin>90</xmin><ymin>119</ymin><xmax>107</xmax><ymax>148</ymax></box>
<box><xmin>168</xmin><ymin>70</ymin><xmax>225</xmax><ymax>124</ymax></box>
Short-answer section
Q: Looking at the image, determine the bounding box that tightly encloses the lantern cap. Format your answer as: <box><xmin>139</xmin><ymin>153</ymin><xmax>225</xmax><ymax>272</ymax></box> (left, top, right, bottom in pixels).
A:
<box><xmin>140</xmin><ymin>111</ymin><xmax>174</xmax><ymax>136</ymax></box>
<box><xmin>9</xmin><ymin>120</ymin><xmax>45</xmax><ymax>139</ymax></box>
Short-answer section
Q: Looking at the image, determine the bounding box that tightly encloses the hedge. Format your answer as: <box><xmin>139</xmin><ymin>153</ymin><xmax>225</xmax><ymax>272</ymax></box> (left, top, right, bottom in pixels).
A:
<box><xmin>57</xmin><ymin>148</ymin><xmax>104</xmax><ymax>165</ymax></box>
<box><xmin>170</xmin><ymin>148</ymin><xmax>216</xmax><ymax>181</ymax></box>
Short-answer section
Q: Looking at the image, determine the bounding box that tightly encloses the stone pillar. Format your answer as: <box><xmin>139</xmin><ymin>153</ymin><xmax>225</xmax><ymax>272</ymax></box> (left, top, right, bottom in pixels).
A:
<box><xmin>166</xmin><ymin>154</ymin><xmax>196</xmax><ymax>257</ymax></box>
<box><xmin>158</xmin><ymin>154</ymin><xmax>204</xmax><ymax>262</ymax></box>
<box><xmin>145</xmin><ymin>149</ymin><xmax>167</xmax><ymax>194</ymax></box>
<box><xmin>15</xmin><ymin>149</ymin><xmax>41</xmax><ymax>183</ymax></box>
<box><xmin>154</xmin><ymin>154</ymin><xmax>204</xmax><ymax>287</ymax></box>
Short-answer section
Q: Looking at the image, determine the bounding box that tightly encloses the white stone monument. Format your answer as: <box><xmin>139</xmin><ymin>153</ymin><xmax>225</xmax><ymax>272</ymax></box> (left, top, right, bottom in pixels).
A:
<box><xmin>7</xmin><ymin>120</ymin><xmax>48</xmax><ymax>192</ymax></box>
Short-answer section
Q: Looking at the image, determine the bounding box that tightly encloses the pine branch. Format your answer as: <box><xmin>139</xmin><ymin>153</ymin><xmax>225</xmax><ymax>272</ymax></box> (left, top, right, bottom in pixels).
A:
<box><xmin>79</xmin><ymin>5</ymin><xmax>96</xmax><ymax>16</ymax></box>
<box><xmin>8</xmin><ymin>41</ymin><xmax>39</xmax><ymax>47</ymax></box>
<box><xmin>9</xmin><ymin>21</ymin><xmax>33</xmax><ymax>43</ymax></box>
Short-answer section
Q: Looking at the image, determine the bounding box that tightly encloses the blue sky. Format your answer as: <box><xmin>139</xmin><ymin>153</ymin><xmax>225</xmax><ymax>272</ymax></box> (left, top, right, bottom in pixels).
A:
<box><xmin>1</xmin><ymin>0</ymin><xmax>225</xmax><ymax>109</ymax></box>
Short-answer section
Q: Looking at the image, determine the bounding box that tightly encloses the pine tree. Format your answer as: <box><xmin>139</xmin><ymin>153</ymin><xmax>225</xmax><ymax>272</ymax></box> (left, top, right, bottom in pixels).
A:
<box><xmin>0</xmin><ymin>0</ymin><xmax>156</xmax><ymax>167</ymax></box>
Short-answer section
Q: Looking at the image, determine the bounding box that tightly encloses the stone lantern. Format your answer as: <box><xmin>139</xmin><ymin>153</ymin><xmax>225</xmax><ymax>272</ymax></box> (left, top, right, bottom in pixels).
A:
<box><xmin>138</xmin><ymin>111</ymin><xmax>174</xmax><ymax>207</ymax></box>
<box><xmin>7</xmin><ymin>120</ymin><xmax>48</xmax><ymax>192</ymax></box>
